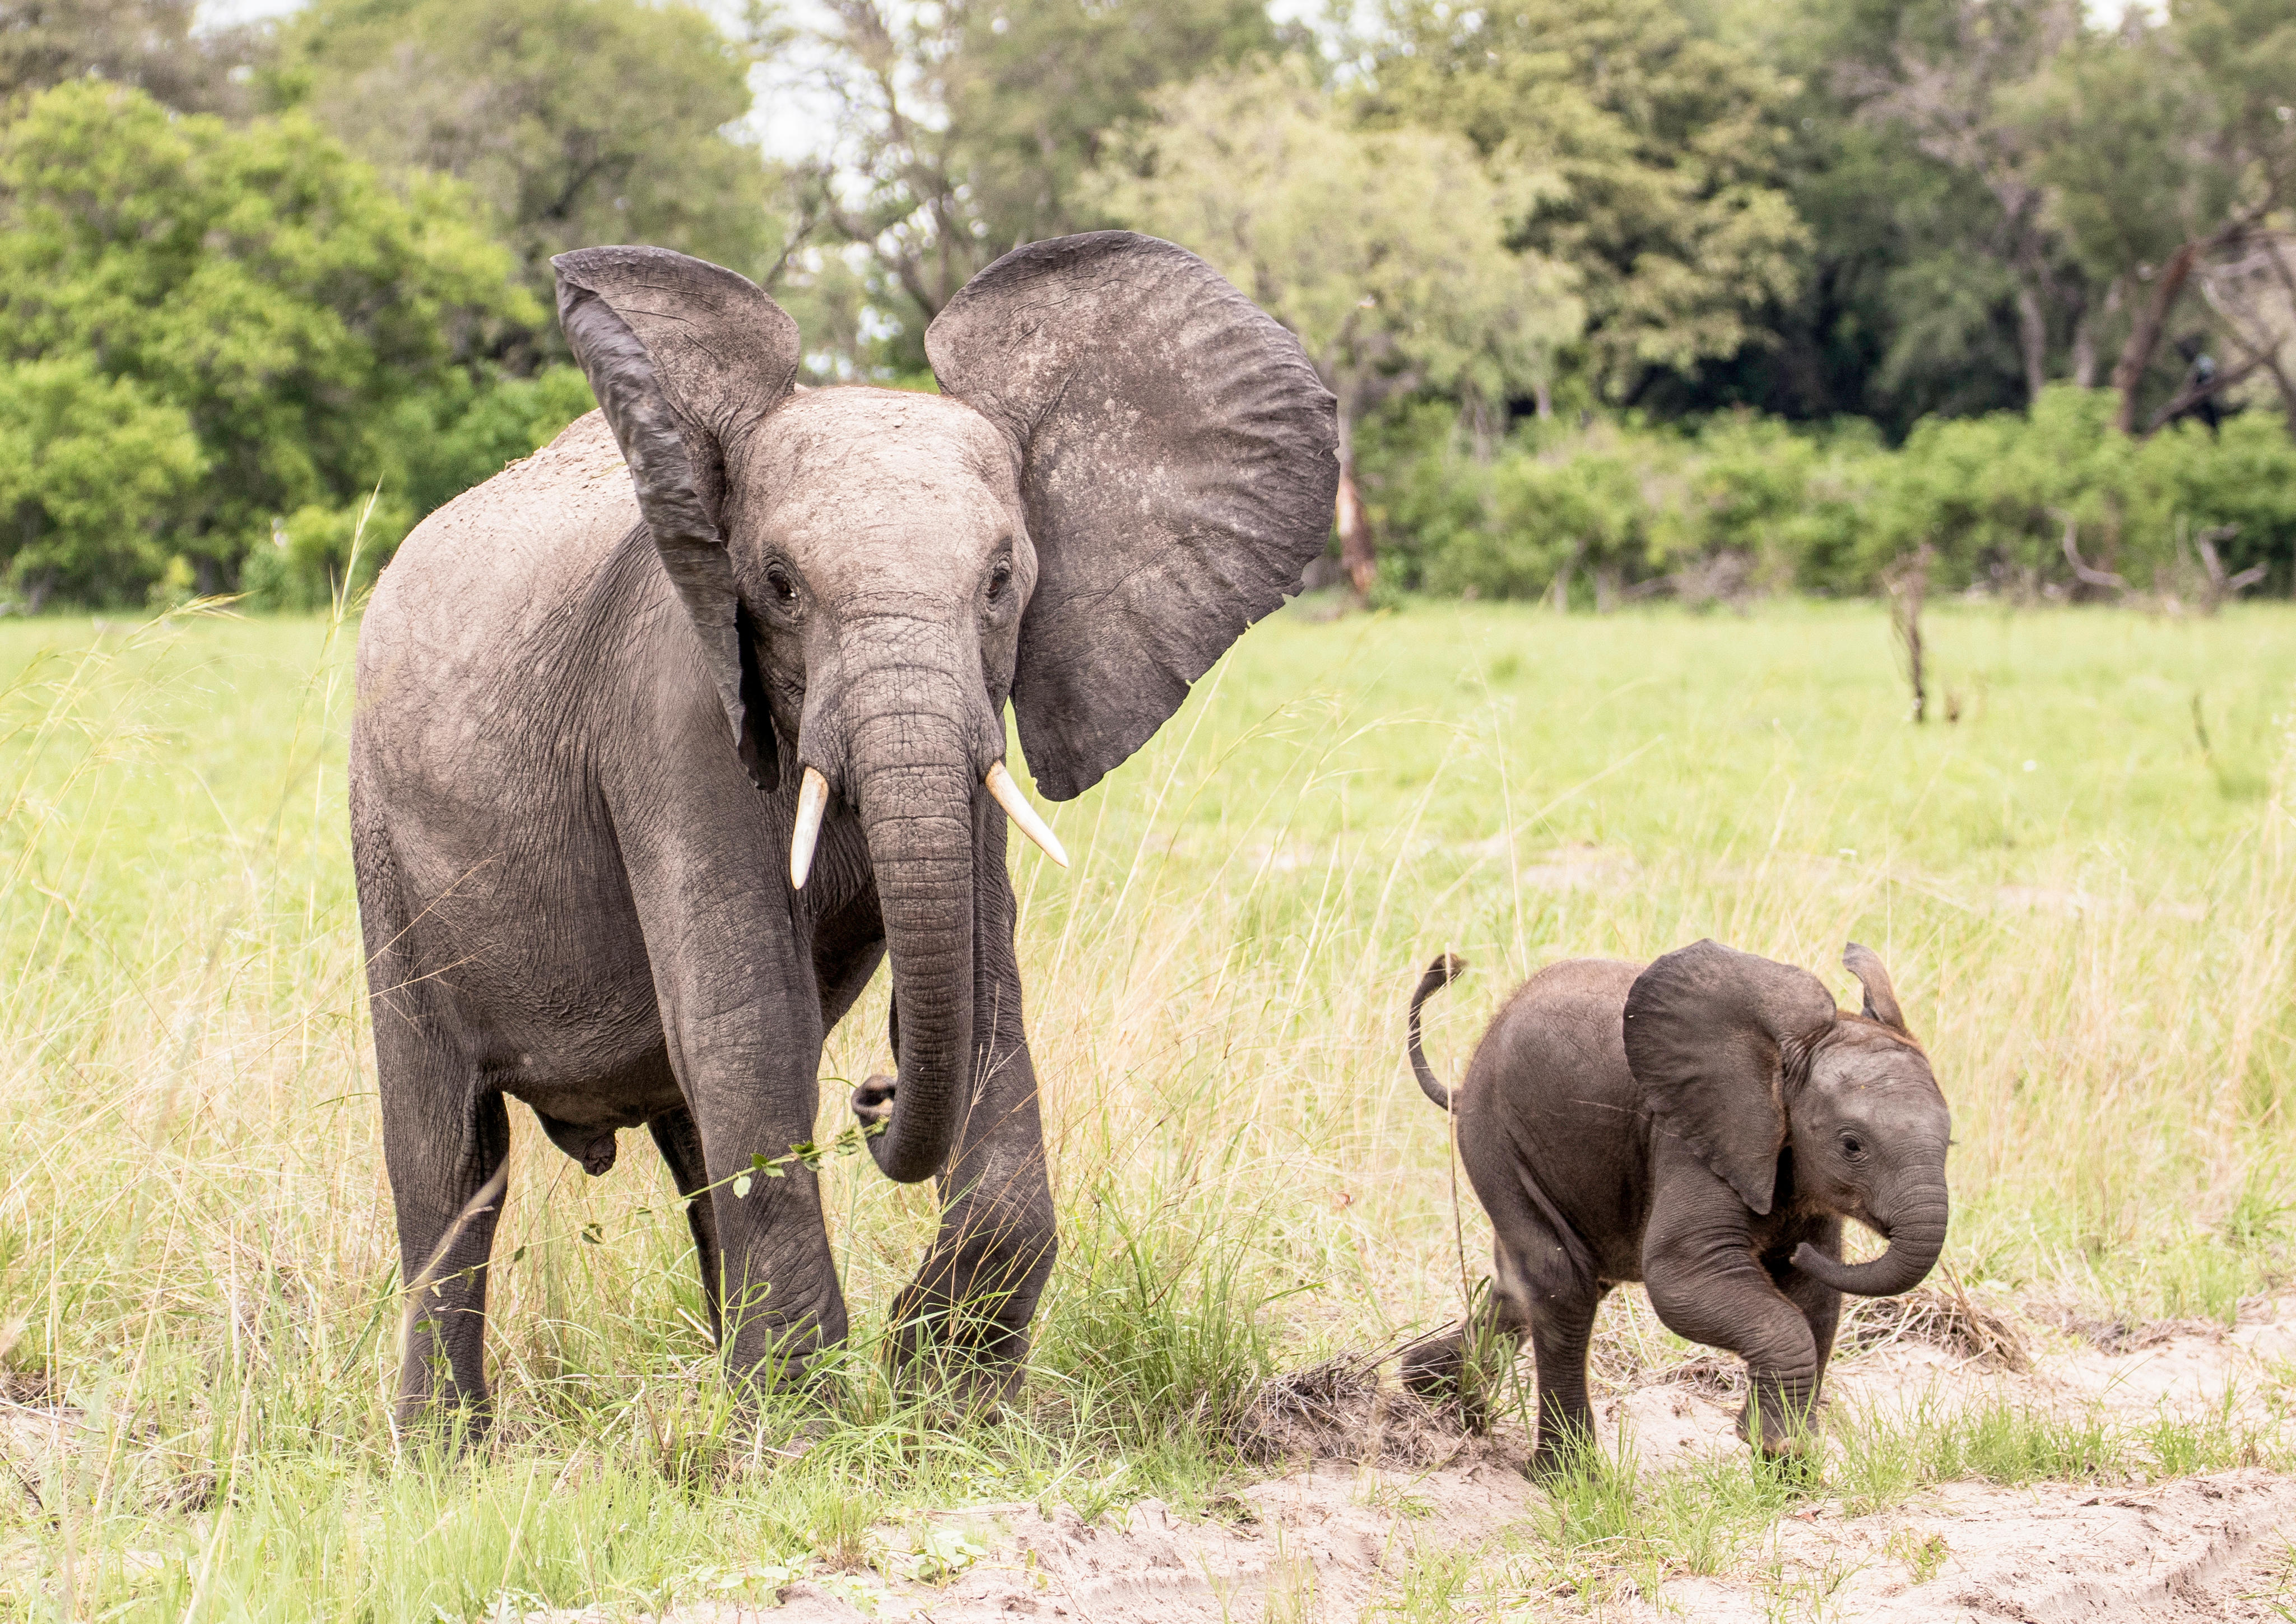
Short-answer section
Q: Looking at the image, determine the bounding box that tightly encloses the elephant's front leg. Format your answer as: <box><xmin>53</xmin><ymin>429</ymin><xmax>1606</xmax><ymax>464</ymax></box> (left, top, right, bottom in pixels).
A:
<box><xmin>1769</xmin><ymin>1217</ymin><xmax>1845</xmax><ymax>1440</ymax></box>
<box><xmin>678</xmin><ymin>1017</ymin><xmax>847</xmax><ymax>1389</ymax></box>
<box><xmin>881</xmin><ymin>808</ymin><xmax>1056</xmax><ymax>1404</ymax></box>
<box><xmin>644</xmin><ymin>887</ymin><xmax>848</xmax><ymax>1393</ymax></box>
<box><xmin>1643</xmin><ymin>1153</ymin><xmax>1822</xmax><ymax>1457</ymax></box>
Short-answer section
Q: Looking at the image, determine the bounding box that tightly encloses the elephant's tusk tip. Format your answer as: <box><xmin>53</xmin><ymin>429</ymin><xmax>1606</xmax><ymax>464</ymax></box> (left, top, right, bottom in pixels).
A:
<box><xmin>986</xmin><ymin>761</ymin><xmax>1069</xmax><ymax>869</ymax></box>
<box><xmin>789</xmin><ymin>765</ymin><xmax>830</xmax><ymax>891</ymax></box>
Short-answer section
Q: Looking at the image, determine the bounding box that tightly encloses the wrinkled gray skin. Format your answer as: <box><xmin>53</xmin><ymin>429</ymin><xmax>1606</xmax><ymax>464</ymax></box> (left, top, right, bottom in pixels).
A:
<box><xmin>1402</xmin><ymin>940</ymin><xmax>1951</xmax><ymax>1470</ymax></box>
<box><xmin>352</xmin><ymin>233</ymin><xmax>1337</xmax><ymax>1425</ymax></box>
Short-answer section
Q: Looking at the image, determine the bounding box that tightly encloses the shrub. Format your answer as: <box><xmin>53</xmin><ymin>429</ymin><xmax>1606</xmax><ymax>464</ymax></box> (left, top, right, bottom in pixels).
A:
<box><xmin>1360</xmin><ymin>388</ymin><xmax>2296</xmax><ymax>602</ymax></box>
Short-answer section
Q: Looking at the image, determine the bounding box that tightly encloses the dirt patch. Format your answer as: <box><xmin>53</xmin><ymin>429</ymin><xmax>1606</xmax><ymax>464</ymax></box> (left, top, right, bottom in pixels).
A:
<box><xmin>640</xmin><ymin>1294</ymin><xmax>2296</xmax><ymax>1624</ymax></box>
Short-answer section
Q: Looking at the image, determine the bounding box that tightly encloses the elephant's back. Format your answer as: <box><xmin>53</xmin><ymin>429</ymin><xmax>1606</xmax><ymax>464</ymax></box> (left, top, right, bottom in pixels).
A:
<box><xmin>1488</xmin><ymin>957</ymin><xmax>1642</xmax><ymax>1070</ymax></box>
<box><xmin>362</xmin><ymin>410</ymin><xmax>639</xmax><ymax>683</ymax></box>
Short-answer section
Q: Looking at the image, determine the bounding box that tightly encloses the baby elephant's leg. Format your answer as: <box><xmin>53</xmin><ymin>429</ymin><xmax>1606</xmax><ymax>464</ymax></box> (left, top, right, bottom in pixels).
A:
<box><xmin>1521</xmin><ymin>1260</ymin><xmax>1609</xmax><ymax>1475</ymax></box>
<box><xmin>1403</xmin><ymin>1166</ymin><xmax>1600</xmax><ymax>1456</ymax></box>
<box><xmin>1771</xmin><ymin>1218</ymin><xmax>1845</xmax><ymax>1410</ymax></box>
<box><xmin>1646</xmin><ymin>1191</ymin><xmax>1824</xmax><ymax>1458</ymax></box>
<box><xmin>1401</xmin><ymin>1269</ymin><xmax>1528</xmax><ymax>1432</ymax></box>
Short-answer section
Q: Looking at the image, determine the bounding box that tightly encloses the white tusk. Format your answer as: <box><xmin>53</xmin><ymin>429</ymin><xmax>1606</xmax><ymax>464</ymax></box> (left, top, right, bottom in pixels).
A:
<box><xmin>789</xmin><ymin>767</ymin><xmax>829</xmax><ymax>891</ymax></box>
<box><xmin>986</xmin><ymin>762</ymin><xmax>1068</xmax><ymax>869</ymax></box>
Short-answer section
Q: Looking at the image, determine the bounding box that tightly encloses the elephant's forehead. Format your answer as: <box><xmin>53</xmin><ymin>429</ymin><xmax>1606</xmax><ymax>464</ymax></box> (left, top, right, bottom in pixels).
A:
<box><xmin>745</xmin><ymin>387</ymin><xmax>1015</xmax><ymax>538</ymax></box>
<box><xmin>1818</xmin><ymin>1026</ymin><xmax>1937</xmax><ymax>1096</ymax></box>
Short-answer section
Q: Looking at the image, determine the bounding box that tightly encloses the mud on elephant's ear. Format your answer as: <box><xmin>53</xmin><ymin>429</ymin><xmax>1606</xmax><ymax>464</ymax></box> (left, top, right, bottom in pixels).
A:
<box><xmin>926</xmin><ymin>231</ymin><xmax>1340</xmax><ymax>802</ymax></box>
<box><xmin>552</xmin><ymin>245</ymin><xmax>801</xmax><ymax>791</ymax></box>
<box><xmin>1624</xmin><ymin>941</ymin><xmax>1840</xmax><ymax>1214</ymax></box>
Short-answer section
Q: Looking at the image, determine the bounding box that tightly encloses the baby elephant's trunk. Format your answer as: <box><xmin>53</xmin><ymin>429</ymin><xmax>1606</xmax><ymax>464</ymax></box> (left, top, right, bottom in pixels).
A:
<box><xmin>1406</xmin><ymin>953</ymin><xmax>1467</xmax><ymax>1111</ymax></box>
<box><xmin>1791</xmin><ymin>1177</ymin><xmax>1949</xmax><ymax>1297</ymax></box>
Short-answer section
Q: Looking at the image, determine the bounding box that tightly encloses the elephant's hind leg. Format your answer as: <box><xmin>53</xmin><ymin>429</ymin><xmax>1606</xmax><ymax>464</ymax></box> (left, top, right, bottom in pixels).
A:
<box><xmin>375</xmin><ymin>1015</ymin><xmax>511</xmax><ymax>1430</ymax></box>
<box><xmin>650</xmin><ymin>1106</ymin><xmax>726</xmax><ymax>1346</ymax></box>
<box><xmin>1522</xmin><ymin>1266</ymin><xmax>1609</xmax><ymax>1474</ymax></box>
<box><xmin>357</xmin><ymin>806</ymin><xmax>510</xmax><ymax>1431</ymax></box>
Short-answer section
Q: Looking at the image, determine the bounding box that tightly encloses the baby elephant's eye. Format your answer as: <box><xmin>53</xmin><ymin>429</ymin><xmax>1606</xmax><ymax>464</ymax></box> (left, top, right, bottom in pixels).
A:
<box><xmin>1840</xmin><ymin>1133</ymin><xmax>1866</xmax><ymax>1160</ymax></box>
<box><xmin>764</xmin><ymin>562</ymin><xmax>800</xmax><ymax>608</ymax></box>
<box><xmin>986</xmin><ymin>558</ymin><xmax>1014</xmax><ymax>602</ymax></box>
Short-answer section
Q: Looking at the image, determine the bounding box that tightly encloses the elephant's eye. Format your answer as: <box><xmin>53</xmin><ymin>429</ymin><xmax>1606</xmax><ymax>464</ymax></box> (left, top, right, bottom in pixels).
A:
<box><xmin>986</xmin><ymin>558</ymin><xmax>1013</xmax><ymax>602</ymax></box>
<box><xmin>1840</xmin><ymin>1133</ymin><xmax>1866</xmax><ymax>1160</ymax></box>
<box><xmin>764</xmin><ymin>562</ymin><xmax>800</xmax><ymax>610</ymax></box>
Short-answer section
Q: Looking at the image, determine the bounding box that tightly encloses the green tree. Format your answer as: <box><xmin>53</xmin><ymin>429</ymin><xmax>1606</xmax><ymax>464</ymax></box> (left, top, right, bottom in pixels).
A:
<box><xmin>1090</xmin><ymin>63</ymin><xmax>1582</xmax><ymax>594</ymax></box>
<box><xmin>1369</xmin><ymin>0</ymin><xmax>1807</xmax><ymax>406</ymax></box>
<box><xmin>0</xmin><ymin>81</ymin><xmax>535</xmax><ymax>596</ymax></box>
<box><xmin>1666</xmin><ymin>0</ymin><xmax>2041</xmax><ymax>428</ymax></box>
<box><xmin>0</xmin><ymin>356</ymin><xmax>200</xmax><ymax>607</ymax></box>
<box><xmin>0</xmin><ymin>0</ymin><xmax>261</xmax><ymax>113</ymax></box>
<box><xmin>2017</xmin><ymin>0</ymin><xmax>2296</xmax><ymax>431</ymax></box>
<box><xmin>1823</xmin><ymin>0</ymin><xmax>2090</xmax><ymax>406</ymax></box>
<box><xmin>801</xmin><ymin>0</ymin><xmax>1277</xmax><ymax>360</ymax></box>
<box><xmin>271</xmin><ymin>0</ymin><xmax>791</xmax><ymax>301</ymax></box>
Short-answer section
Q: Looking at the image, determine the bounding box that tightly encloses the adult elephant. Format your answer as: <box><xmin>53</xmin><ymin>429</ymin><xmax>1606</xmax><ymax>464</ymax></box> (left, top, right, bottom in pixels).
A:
<box><xmin>352</xmin><ymin>233</ymin><xmax>1338</xmax><ymax>1425</ymax></box>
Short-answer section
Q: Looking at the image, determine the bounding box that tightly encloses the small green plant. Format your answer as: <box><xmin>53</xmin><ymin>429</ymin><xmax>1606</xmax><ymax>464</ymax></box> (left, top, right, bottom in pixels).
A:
<box><xmin>1884</xmin><ymin>1528</ymin><xmax>1951</xmax><ymax>1585</ymax></box>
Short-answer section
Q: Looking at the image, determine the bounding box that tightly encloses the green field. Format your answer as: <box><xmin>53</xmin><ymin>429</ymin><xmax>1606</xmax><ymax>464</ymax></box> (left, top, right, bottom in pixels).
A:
<box><xmin>3</xmin><ymin>598</ymin><xmax>2293</xmax><ymax>1617</ymax></box>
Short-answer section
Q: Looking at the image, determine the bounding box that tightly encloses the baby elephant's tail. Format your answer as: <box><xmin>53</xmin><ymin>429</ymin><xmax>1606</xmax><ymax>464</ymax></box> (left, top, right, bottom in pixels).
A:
<box><xmin>1407</xmin><ymin>953</ymin><xmax>1467</xmax><ymax>1111</ymax></box>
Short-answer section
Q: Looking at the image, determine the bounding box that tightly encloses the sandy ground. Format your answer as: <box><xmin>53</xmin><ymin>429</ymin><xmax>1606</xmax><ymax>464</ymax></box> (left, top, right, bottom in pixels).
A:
<box><xmin>6</xmin><ymin>1293</ymin><xmax>2294</xmax><ymax>1620</ymax></box>
<box><xmin>690</xmin><ymin>1293</ymin><xmax>2296</xmax><ymax>1624</ymax></box>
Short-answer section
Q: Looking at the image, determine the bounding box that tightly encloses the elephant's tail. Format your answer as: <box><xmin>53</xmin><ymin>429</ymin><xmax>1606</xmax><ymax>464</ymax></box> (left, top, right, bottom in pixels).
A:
<box><xmin>1407</xmin><ymin>953</ymin><xmax>1466</xmax><ymax>1112</ymax></box>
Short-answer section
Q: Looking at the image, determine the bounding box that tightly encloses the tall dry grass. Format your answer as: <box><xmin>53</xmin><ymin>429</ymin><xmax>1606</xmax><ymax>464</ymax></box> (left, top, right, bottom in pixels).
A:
<box><xmin>1</xmin><ymin>597</ymin><xmax>2292</xmax><ymax>1617</ymax></box>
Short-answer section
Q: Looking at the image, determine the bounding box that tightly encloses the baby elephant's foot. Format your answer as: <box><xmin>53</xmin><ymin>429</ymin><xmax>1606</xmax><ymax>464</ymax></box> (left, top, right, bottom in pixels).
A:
<box><xmin>1523</xmin><ymin>1414</ymin><xmax>1601</xmax><ymax>1483</ymax></box>
<box><xmin>1401</xmin><ymin>1330</ymin><xmax>1464</xmax><ymax>1396</ymax></box>
<box><xmin>1736</xmin><ymin>1382</ymin><xmax>1824</xmax><ymax>1461</ymax></box>
<box><xmin>1402</xmin><ymin>1330</ymin><xmax>1494</xmax><ymax>1432</ymax></box>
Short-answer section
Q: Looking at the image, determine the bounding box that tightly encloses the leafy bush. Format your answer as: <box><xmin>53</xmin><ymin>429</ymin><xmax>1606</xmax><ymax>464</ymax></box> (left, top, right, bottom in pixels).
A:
<box><xmin>0</xmin><ymin>80</ymin><xmax>536</xmax><ymax>602</ymax></box>
<box><xmin>0</xmin><ymin>356</ymin><xmax>201</xmax><ymax>609</ymax></box>
<box><xmin>1363</xmin><ymin>388</ymin><xmax>2296</xmax><ymax>603</ymax></box>
<box><xmin>238</xmin><ymin>499</ymin><xmax>409</xmax><ymax>613</ymax></box>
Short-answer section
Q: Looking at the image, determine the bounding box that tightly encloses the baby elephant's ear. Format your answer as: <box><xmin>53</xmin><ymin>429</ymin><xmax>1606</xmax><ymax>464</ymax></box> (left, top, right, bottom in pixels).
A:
<box><xmin>1842</xmin><ymin>943</ymin><xmax>1911</xmax><ymax>1034</ymax></box>
<box><xmin>1624</xmin><ymin>941</ymin><xmax>1839</xmax><ymax>1215</ymax></box>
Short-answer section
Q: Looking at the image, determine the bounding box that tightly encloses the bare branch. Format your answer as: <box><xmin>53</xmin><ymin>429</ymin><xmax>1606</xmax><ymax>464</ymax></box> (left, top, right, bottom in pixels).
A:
<box><xmin>2049</xmin><ymin>507</ymin><xmax>2127</xmax><ymax>593</ymax></box>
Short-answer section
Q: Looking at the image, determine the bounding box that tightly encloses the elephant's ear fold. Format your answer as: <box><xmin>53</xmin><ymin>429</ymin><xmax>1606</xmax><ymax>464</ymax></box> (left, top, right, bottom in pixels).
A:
<box><xmin>553</xmin><ymin>245</ymin><xmax>800</xmax><ymax>791</ymax></box>
<box><xmin>1624</xmin><ymin>941</ymin><xmax>1839</xmax><ymax>1215</ymax></box>
<box><xmin>926</xmin><ymin>231</ymin><xmax>1338</xmax><ymax>801</ymax></box>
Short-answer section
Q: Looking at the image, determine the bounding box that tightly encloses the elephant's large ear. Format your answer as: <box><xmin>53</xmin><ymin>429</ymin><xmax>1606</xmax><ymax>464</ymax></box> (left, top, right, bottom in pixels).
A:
<box><xmin>552</xmin><ymin>245</ymin><xmax>800</xmax><ymax>791</ymax></box>
<box><xmin>1623</xmin><ymin>941</ymin><xmax>1839</xmax><ymax>1214</ymax></box>
<box><xmin>926</xmin><ymin>232</ymin><xmax>1338</xmax><ymax>801</ymax></box>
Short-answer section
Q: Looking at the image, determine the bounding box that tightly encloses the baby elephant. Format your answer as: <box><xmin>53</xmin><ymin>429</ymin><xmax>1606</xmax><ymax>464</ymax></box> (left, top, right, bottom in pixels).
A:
<box><xmin>1402</xmin><ymin>940</ymin><xmax>1950</xmax><ymax>1469</ymax></box>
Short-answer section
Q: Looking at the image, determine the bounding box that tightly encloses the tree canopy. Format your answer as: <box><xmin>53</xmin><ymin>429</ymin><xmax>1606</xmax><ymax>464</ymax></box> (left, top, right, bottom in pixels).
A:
<box><xmin>0</xmin><ymin>80</ymin><xmax>535</xmax><ymax>599</ymax></box>
<box><xmin>6</xmin><ymin>0</ymin><xmax>2295</xmax><ymax>609</ymax></box>
<box><xmin>269</xmin><ymin>0</ymin><xmax>789</xmax><ymax>300</ymax></box>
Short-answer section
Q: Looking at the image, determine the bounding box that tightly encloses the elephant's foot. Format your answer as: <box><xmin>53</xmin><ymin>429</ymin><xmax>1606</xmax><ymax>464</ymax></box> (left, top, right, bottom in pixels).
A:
<box><xmin>723</xmin><ymin>1410</ymin><xmax>834</xmax><ymax>1479</ymax></box>
<box><xmin>886</xmin><ymin>1305</ymin><xmax>1028</xmax><ymax>1422</ymax></box>
<box><xmin>1522</xmin><ymin>1405</ymin><xmax>1603</xmax><ymax>1483</ymax></box>
<box><xmin>1402</xmin><ymin>1324</ymin><xmax>1519</xmax><ymax>1433</ymax></box>
<box><xmin>1735</xmin><ymin>1379</ymin><xmax>1824</xmax><ymax>1459</ymax></box>
<box><xmin>1400</xmin><ymin>1330</ymin><xmax>1466</xmax><ymax>1399</ymax></box>
<box><xmin>392</xmin><ymin>1390</ymin><xmax>496</xmax><ymax>1456</ymax></box>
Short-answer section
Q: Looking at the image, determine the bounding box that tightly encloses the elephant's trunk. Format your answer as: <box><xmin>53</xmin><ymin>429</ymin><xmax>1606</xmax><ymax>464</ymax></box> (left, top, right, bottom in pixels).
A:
<box><xmin>1791</xmin><ymin>1178</ymin><xmax>1949</xmax><ymax>1297</ymax></box>
<box><xmin>846</xmin><ymin>693</ymin><xmax>980</xmax><ymax>1185</ymax></box>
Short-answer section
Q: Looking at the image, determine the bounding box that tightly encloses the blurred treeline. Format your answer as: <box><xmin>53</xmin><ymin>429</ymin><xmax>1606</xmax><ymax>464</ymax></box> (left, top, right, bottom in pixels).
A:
<box><xmin>1</xmin><ymin>0</ymin><xmax>2290</xmax><ymax>610</ymax></box>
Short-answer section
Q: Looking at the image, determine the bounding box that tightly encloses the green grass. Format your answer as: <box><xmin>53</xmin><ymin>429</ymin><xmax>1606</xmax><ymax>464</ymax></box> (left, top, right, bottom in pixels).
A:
<box><xmin>3</xmin><ymin>596</ymin><xmax>2295</xmax><ymax>1618</ymax></box>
